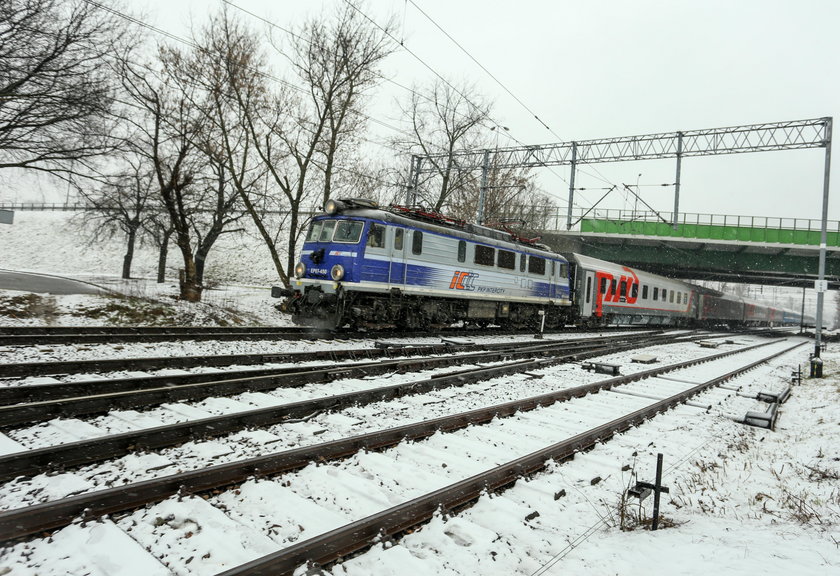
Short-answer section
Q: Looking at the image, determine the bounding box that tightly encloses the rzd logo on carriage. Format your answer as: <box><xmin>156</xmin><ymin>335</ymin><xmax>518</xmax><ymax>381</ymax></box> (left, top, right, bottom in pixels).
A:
<box><xmin>449</xmin><ymin>271</ymin><xmax>478</xmax><ymax>291</ymax></box>
<box><xmin>594</xmin><ymin>267</ymin><xmax>639</xmax><ymax>317</ymax></box>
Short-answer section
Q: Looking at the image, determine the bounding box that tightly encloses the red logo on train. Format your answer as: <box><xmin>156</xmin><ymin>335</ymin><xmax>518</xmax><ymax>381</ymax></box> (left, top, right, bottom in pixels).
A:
<box><xmin>449</xmin><ymin>271</ymin><xmax>478</xmax><ymax>291</ymax></box>
<box><xmin>593</xmin><ymin>267</ymin><xmax>639</xmax><ymax>317</ymax></box>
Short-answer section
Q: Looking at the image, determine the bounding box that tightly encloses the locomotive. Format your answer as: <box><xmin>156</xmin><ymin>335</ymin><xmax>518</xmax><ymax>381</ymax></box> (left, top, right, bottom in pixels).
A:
<box><xmin>272</xmin><ymin>198</ymin><xmax>810</xmax><ymax>330</ymax></box>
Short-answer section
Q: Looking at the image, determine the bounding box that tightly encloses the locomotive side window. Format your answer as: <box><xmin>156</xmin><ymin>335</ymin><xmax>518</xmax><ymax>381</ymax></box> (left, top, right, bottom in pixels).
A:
<box><xmin>306</xmin><ymin>221</ymin><xmax>324</xmax><ymax>242</ymax></box>
<box><xmin>394</xmin><ymin>228</ymin><xmax>404</xmax><ymax>251</ymax></box>
<box><xmin>318</xmin><ymin>220</ymin><xmax>337</xmax><ymax>242</ymax></box>
<box><xmin>642</xmin><ymin>285</ymin><xmax>649</xmax><ymax>299</ymax></box>
<box><xmin>412</xmin><ymin>231</ymin><xmax>423</xmax><ymax>255</ymax></box>
<box><xmin>653</xmin><ymin>287</ymin><xmax>659</xmax><ymax>300</ymax></box>
<box><xmin>364</xmin><ymin>223</ymin><xmax>385</xmax><ymax>247</ymax></box>
<box><xmin>497</xmin><ymin>249</ymin><xmax>515</xmax><ymax>269</ymax></box>
<box><xmin>558</xmin><ymin>263</ymin><xmax>568</xmax><ymax>278</ymax></box>
<box><xmin>519</xmin><ymin>255</ymin><xmax>526</xmax><ymax>272</ymax></box>
<box><xmin>631</xmin><ymin>283</ymin><xmax>639</xmax><ymax>299</ymax></box>
<box><xmin>661</xmin><ymin>289</ymin><xmax>667</xmax><ymax>301</ymax></box>
<box><xmin>475</xmin><ymin>244</ymin><xmax>495</xmax><ymax>266</ymax></box>
<box><xmin>676</xmin><ymin>292</ymin><xmax>681</xmax><ymax>304</ymax></box>
<box><xmin>457</xmin><ymin>240</ymin><xmax>466</xmax><ymax>262</ymax></box>
<box><xmin>600</xmin><ymin>277</ymin><xmax>608</xmax><ymax>294</ymax></box>
<box><xmin>619</xmin><ymin>281</ymin><xmax>627</xmax><ymax>297</ymax></box>
<box><xmin>550</xmin><ymin>261</ymin><xmax>555</xmax><ymax>276</ymax></box>
<box><xmin>528</xmin><ymin>256</ymin><xmax>546</xmax><ymax>275</ymax></box>
<box><xmin>684</xmin><ymin>292</ymin><xmax>688</xmax><ymax>304</ymax></box>
<box><xmin>610</xmin><ymin>279</ymin><xmax>617</xmax><ymax>295</ymax></box>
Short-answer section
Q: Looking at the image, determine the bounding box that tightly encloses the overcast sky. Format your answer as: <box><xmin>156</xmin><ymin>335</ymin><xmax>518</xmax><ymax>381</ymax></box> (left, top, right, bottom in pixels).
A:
<box><xmin>9</xmin><ymin>0</ymin><xmax>840</xmax><ymax>224</ymax></box>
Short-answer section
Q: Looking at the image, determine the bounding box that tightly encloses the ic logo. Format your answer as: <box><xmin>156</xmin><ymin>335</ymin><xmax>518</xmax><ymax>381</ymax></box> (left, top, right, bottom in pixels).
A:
<box><xmin>449</xmin><ymin>271</ymin><xmax>478</xmax><ymax>290</ymax></box>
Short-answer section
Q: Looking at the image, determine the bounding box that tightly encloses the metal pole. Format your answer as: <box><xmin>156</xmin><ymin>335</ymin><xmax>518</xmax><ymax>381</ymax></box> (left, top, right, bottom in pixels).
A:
<box><xmin>673</xmin><ymin>132</ymin><xmax>683</xmax><ymax>231</ymax></box>
<box><xmin>566</xmin><ymin>142</ymin><xmax>577</xmax><ymax>230</ymax></box>
<box><xmin>800</xmin><ymin>286</ymin><xmax>806</xmax><ymax>334</ymax></box>
<box><xmin>477</xmin><ymin>150</ymin><xmax>490</xmax><ymax>225</ymax></box>
<box><xmin>814</xmin><ymin>117</ymin><xmax>832</xmax><ymax>363</ymax></box>
<box><xmin>651</xmin><ymin>453</ymin><xmax>663</xmax><ymax>531</ymax></box>
<box><xmin>406</xmin><ymin>155</ymin><xmax>422</xmax><ymax>206</ymax></box>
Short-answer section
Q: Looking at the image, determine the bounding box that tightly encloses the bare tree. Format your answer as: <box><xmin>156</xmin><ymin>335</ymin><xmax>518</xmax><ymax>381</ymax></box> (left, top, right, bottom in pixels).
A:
<box><xmin>219</xmin><ymin>4</ymin><xmax>395</xmax><ymax>287</ymax></box>
<box><xmin>81</xmin><ymin>160</ymin><xmax>158</xmax><ymax>279</ymax></box>
<box><xmin>393</xmin><ymin>78</ymin><xmax>493</xmax><ymax>212</ymax></box>
<box><xmin>116</xmin><ymin>42</ymin><xmax>244</xmax><ymax>302</ymax></box>
<box><xmin>0</xmin><ymin>0</ymin><xmax>127</xmax><ymax>178</ymax></box>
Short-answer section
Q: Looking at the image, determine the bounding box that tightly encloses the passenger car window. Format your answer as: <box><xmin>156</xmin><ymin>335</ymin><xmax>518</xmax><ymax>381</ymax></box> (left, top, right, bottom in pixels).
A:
<box><xmin>642</xmin><ymin>285</ymin><xmax>648</xmax><ymax>299</ymax></box>
<box><xmin>366</xmin><ymin>223</ymin><xmax>385</xmax><ymax>248</ymax></box>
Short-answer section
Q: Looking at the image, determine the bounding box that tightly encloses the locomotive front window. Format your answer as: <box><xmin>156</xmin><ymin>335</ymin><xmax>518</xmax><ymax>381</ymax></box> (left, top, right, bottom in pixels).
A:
<box><xmin>497</xmin><ymin>249</ymin><xmax>515</xmax><ymax>270</ymax></box>
<box><xmin>365</xmin><ymin>223</ymin><xmax>385</xmax><ymax>247</ymax></box>
<box><xmin>475</xmin><ymin>245</ymin><xmax>495</xmax><ymax>266</ymax></box>
<box><xmin>318</xmin><ymin>220</ymin><xmax>337</xmax><ymax>242</ymax></box>
<box><xmin>306</xmin><ymin>221</ymin><xmax>324</xmax><ymax>242</ymax></box>
<box><xmin>335</xmin><ymin>220</ymin><xmax>364</xmax><ymax>243</ymax></box>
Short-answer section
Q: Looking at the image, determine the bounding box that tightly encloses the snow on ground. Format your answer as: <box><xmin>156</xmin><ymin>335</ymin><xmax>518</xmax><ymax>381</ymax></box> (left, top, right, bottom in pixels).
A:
<box><xmin>0</xmin><ymin>210</ymin><xmax>289</xmax><ymax>326</ymax></box>
<box><xmin>0</xmin><ymin>337</ymin><xmax>837</xmax><ymax>576</ymax></box>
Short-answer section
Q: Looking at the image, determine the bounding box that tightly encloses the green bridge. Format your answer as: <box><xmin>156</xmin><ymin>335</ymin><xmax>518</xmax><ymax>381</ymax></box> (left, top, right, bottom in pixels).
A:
<box><xmin>541</xmin><ymin>210</ymin><xmax>840</xmax><ymax>288</ymax></box>
<box><xmin>579</xmin><ymin>212</ymin><xmax>840</xmax><ymax>247</ymax></box>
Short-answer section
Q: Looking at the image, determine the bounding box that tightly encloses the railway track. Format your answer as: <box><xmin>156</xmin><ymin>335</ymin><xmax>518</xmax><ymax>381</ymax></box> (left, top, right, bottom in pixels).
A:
<box><xmin>0</xmin><ymin>330</ymin><xmax>661</xmax><ymax>379</ymax></box>
<box><xmin>0</xmin><ymin>336</ymin><xmax>795</xmax><ymax>576</ymax></box>
<box><xmin>0</xmin><ymin>332</ymin><xmax>693</xmax><ymax>480</ymax></box>
<box><xmin>0</xmin><ymin>324</ymin><xmax>631</xmax><ymax>346</ymax></box>
<box><xmin>0</xmin><ymin>335</ymin><xmax>802</xmax><ymax>566</ymax></box>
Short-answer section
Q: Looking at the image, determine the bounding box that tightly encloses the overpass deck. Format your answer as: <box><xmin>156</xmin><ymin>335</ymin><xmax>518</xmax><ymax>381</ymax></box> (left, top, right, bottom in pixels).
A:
<box><xmin>541</xmin><ymin>210</ymin><xmax>840</xmax><ymax>288</ymax></box>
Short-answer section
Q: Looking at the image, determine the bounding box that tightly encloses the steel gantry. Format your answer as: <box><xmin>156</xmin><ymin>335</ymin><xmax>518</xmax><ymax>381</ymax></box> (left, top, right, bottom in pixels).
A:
<box><xmin>408</xmin><ymin>116</ymin><xmax>833</xmax><ymax>365</ymax></box>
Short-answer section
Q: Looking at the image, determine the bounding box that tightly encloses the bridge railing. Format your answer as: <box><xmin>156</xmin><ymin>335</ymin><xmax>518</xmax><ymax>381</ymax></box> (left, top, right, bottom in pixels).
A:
<box><xmin>567</xmin><ymin>209</ymin><xmax>840</xmax><ymax>246</ymax></box>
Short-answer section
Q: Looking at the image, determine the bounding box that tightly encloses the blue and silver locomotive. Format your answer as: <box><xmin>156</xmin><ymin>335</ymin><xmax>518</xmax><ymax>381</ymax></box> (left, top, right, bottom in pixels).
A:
<box><xmin>275</xmin><ymin>198</ymin><xmax>574</xmax><ymax>330</ymax></box>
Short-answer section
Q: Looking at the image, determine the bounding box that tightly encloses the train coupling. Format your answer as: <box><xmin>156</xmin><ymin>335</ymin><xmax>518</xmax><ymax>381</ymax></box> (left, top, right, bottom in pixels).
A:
<box><xmin>271</xmin><ymin>286</ymin><xmax>293</xmax><ymax>298</ymax></box>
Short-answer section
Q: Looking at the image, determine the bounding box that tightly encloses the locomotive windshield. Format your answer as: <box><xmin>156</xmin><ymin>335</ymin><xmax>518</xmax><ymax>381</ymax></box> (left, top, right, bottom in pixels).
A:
<box><xmin>305</xmin><ymin>219</ymin><xmax>364</xmax><ymax>244</ymax></box>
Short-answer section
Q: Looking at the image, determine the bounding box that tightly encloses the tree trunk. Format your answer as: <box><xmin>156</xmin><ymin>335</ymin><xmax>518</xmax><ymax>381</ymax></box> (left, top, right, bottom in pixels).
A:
<box><xmin>156</xmin><ymin>228</ymin><xmax>173</xmax><ymax>283</ymax></box>
<box><xmin>178</xmin><ymin>261</ymin><xmax>202</xmax><ymax>302</ymax></box>
<box><xmin>121</xmin><ymin>226</ymin><xmax>138</xmax><ymax>279</ymax></box>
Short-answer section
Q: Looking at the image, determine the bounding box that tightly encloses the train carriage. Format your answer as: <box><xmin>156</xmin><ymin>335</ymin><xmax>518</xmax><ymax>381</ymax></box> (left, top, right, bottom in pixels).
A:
<box><xmin>571</xmin><ymin>254</ymin><xmax>696</xmax><ymax>325</ymax></box>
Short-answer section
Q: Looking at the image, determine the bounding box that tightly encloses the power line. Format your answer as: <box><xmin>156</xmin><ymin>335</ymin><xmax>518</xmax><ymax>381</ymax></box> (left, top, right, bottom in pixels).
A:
<box><xmin>407</xmin><ymin>0</ymin><xmax>558</xmax><ymax>138</ymax></box>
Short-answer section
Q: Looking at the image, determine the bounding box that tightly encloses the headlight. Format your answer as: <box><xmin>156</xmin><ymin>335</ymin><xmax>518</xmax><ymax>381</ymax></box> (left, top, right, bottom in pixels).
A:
<box><xmin>330</xmin><ymin>264</ymin><xmax>345</xmax><ymax>281</ymax></box>
<box><xmin>324</xmin><ymin>199</ymin><xmax>344</xmax><ymax>215</ymax></box>
<box><xmin>294</xmin><ymin>261</ymin><xmax>306</xmax><ymax>278</ymax></box>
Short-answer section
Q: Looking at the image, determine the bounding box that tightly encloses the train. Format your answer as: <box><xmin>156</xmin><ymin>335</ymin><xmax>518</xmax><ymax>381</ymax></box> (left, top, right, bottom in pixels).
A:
<box><xmin>272</xmin><ymin>198</ymin><xmax>813</xmax><ymax>330</ymax></box>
